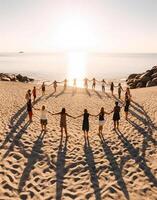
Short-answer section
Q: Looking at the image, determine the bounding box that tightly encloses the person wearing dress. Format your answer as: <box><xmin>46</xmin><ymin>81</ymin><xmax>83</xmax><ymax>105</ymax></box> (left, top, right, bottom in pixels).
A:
<box><xmin>111</xmin><ymin>101</ymin><xmax>121</xmax><ymax>130</ymax></box>
<box><xmin>110</xmin><ymin>82</ymin><xmax>114</xmax><ymax>96</ymax></box>
<box><xmin>76</xmin><ymin>109</ymin><xmax>95</xmax><ymax>139</ymax></box>
<box><xmin>52</xmin><ymin>108</ymin><xmax>74</xmax><ymax>137</ymax></box>
<box><xmin>41</xmin><ymin>82</ymin><xmax>46</xmax><ymax>96</ymax></box>
<box><xmin>27</xmin><ymin>99</ymin><xmax>33</xmax><ymax>122</ymax></box>
<box><xmin>124</xmin><ymin>94</ymin><xmax>130</xmax><ymax>120</ymax></box>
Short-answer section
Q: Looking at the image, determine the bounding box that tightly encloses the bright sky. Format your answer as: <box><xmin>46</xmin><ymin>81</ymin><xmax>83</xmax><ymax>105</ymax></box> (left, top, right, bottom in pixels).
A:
<box><xmin>0</xmin><ymin>0</ymin><xmax>157</xmax><ymax>53</ymax></box>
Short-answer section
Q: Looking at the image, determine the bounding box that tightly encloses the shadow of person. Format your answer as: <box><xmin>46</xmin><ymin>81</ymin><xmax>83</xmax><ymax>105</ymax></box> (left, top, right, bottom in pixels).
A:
<box><xmin>45</xmin><ymin>91</ymin><xmax>56</xmax><ymax>100</ymax></box>
<box><xmin>99</xmin><ymin>132</ymin><xmax>130</xmax><ymax>200</ymax></box>
<box><xmin>55</xmin><ymin>89</ymin><xmax>66</xmax><ymax>98</ymax></box>
<box><xmin>0</xmin><ymin>108</ymin><xmax>28</xmax><ymax>149</ymax></box>
<box><xmin>0</xmin><ymin>96</ymin><xmax>42</xmax><ymax>150</ymax></box>
<box><xmin>113</xmin><ymin>95</ymin><xmax>123</xmax><ymax>104</ymax></box>
<box><xmin>56</xmin><ymin>134</ymin><xmax>67</xmax><ymax>200</ymax></box>
<box><xmin>128</xmin><ymin>100</ymin><xmax>157</xmax><ymax>158</ymax></box>
<box><xmin>85</xmin><ymin>88</ymin><xmax>91</xmax><ymax>97</ymax></box>
<box><xmin>130</xmin><ymin>100</ymin><xmax>157</xmax><ymax>130</ymax></box>
<box><xmin>18</xmin><ymin>131</ymin><xmax>45</xmax><ymax>192</ymax></box>
<box><xmin>94</xmin><ymin>90</ymin><xmax>102</xmax><ymax>99</ymax></box>
<box><xmin>116</xmin><ymin>129</ymin><xmax>157</xmax><ymax>187</ymax></box>
<box><xmin>104</xmin><ymin>92</ymin><xmax>111</xmax><ymax>99</ymax></box>
<box><xmin>84</xmin><ymin>135</ymin><xmax>102</xmax><ymax>200</ymax></box>
<box><xmin>2</xmin><ymin>121</ymin><xmax>31</xmax><ymax>160</ymax></box>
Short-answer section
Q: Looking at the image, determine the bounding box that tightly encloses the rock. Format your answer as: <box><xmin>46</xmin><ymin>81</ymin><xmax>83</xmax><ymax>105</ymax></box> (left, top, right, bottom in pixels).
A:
<box><xmin>127</xmin><ymin>74</ymin><xmax>138</xmax><ymax>81</ymax></box>
<box><xmin>151</xmin><ymin>72</ymin><xmax>157</xmax><ymax>79</ymax></box>
<box><xmin>139</xmin><ymin>73</ymin><xmax>150</xmax><ymax>83</ymax></box>
<box><xmin>152</xmin><ymin>77</ymin><xmax>157</xmax><ymax>84</ymax></box>
<box><xmin>0</xmin><ymin>73</ymin><xmax>34</xmax><ymax>83</ymax></box>
<box><xmin>1</xmin><ymin>77</ymin><xmax>10</xmax><ymax>81</ymax></box>
<box><xmin>146</xmin><ymin>80</ymin><xmax>157</xmax><ymax>87</ymax></box>
<box><xmin>136</xmin><ymin>82</ymin><xmax>146</xmax><ymax>88</ymax></box>
<box><xmin>127</xmin><ymin>65</ymin><xmax>157</xmax><ymax>89</ymax></box>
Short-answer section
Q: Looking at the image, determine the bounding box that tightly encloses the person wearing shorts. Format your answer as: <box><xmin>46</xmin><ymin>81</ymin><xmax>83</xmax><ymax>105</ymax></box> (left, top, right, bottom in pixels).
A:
<box><xmin>40</xmin><ymin>105</ymin><xmax>47</xmax><ymax>131</ymax></box>
<box><xmin>96</xmin><ymin>107</ymin><xmax>110</xmax><ymax>135</ymax></box>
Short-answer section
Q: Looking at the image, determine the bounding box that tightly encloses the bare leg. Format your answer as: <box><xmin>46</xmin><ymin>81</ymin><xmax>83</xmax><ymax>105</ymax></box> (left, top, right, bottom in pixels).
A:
<box><xmin>44</xmin><ymin>124</ymin><xmax>46</xmax><ymax>132</ymax></box>
<box><xmin>114</xmin><ymin>121</ymin><xmax>116</xmax><ymax>130</ymax></box>
<box><xmin>98</xmin><ymin>126</ymin><xmax>101</xmax><ymax>134</ymax></box>
<box><xmin>117</xmin><ymin>121</ymin><xmax>119</xmax><ymax>130</ymax></box>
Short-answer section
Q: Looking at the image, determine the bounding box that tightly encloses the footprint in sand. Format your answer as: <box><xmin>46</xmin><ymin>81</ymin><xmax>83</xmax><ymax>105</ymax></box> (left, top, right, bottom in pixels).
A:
<box><xmin>155</xmin><ymin>111</ymin><xmax>157</xmax><ymax>122</ymax></box>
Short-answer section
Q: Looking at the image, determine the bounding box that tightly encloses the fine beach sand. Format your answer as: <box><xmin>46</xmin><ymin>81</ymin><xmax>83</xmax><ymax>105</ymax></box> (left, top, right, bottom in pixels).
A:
<box><xmin>0</xmin><ymin>81</ymin><xmax>157</xmax><ymax>200</ymax></box>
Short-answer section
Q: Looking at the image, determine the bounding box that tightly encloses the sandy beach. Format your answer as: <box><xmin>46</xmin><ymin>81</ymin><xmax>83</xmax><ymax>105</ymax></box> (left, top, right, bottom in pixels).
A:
<box><xmin>0</xmin><ymin>81</ymin><xmax>157</xmax><ymax>200</ymax></box>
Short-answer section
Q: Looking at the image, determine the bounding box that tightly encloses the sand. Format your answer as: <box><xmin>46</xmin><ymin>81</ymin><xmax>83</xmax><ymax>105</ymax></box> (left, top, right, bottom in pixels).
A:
<box><xmin>0</xmin><ymin>81</ymin><xmax>157</xmax><ymax>200</ymax></box>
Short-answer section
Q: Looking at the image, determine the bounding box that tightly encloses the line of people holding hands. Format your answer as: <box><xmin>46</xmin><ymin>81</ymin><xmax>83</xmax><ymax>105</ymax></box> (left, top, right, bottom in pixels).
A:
<box><xmin>35</xmin><ymin>78</ymin><xmax>127</xmax><ymax>99</ymax></box>
<box><xmin>25</xmin><ymin>83</ymin><xmax>131</xmax><ymax>138</ymax></box>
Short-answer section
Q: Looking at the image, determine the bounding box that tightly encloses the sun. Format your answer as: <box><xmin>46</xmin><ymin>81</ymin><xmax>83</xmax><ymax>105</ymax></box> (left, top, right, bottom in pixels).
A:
<box><xmin>67</xmin><ymin>52</ymin><xmax>87</xmax><ymax>88</ymax></box>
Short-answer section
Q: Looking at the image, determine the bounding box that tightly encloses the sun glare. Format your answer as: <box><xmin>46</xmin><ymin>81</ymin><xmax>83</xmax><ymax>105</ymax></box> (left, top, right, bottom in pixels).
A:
<box><xmin>67</xmin><ymin>52</ymin><xmax>87</xmax><ymax>88</ymax></box>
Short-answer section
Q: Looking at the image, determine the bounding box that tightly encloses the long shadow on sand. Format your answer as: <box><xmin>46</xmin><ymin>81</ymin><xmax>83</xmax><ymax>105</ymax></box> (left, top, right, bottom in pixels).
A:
<box><xmin>0</xmin><ymin>96</ymin><xmax>42</xmax><ymax>154</ymax></box>
<box><xmin>94</xmin><ymin>90</ymin><xmax>102</xmax><ymax>99</ymax></box>
<box><xmin>84</xmin><ymin>136</ymin><xmax>101</xmax><ymax>200</ymax></box>
<box><xmin>128</xmin><ymin>101</ymin><xmax>157</xmax><ymax>157</ymax></box>
<box><xmin>2</xmin><ymin>121</ymin><xmax>30</xmax><ymax>159</ymax></box>
<box><xmin>99</xmin><ymin>133</ymin><xmax>130</xmax><ymax>200</ymax></box>
<box><xmin>18</xmin><ymin>131</ymin><xmax>45</xmax><ymax>192</ymax></box>
<box><xmin>55</xmin><ymin>89</ymin><xmax>66</xmax><ymax>98</ymax></box>
<box><xmin>56</xmin><ymin>135</ymin><xmax>67</xmax><ymax>200</ymax></box>
<box><xmin>116</xmin><ymin>129</ymin><xmax>157</xmax><ymax>187</ymax></box>
<box><xmin>84</xmin><ymin>88</ymin><xmax>91</xmax><ymax>97</ymax></box>
<box><xmin>45</xmin><ymin>91</ymin><xmax>56</xmax><ymax>100</ymax></box>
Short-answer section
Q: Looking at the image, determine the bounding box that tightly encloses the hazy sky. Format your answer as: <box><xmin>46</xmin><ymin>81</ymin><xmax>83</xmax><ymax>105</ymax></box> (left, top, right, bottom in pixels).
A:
<box><xmin>0</xmin><ymin>0</ymin><xmax>157</xmax><ymax>53</ymax></box>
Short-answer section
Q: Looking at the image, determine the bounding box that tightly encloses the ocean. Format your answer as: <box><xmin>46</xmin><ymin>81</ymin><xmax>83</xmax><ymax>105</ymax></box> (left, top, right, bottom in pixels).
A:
<box><xmin>0</xmin><ymin>52</ymin><xmax>157</xmax><ymax>83</ymax></box>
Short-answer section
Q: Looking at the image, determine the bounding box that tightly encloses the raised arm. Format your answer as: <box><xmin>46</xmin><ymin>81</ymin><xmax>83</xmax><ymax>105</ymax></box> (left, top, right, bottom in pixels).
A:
<box><xmin>51</xmin><ymin>112</ymin><xmax>61</xmax><ymax>115</ymax></box>
<box><xmin>75</xmin><ymin>114</ymin><xmax>83</xmax><ymax>118</ymax></box>
<box><xmin>66</xmin><ymin>113</ymin><xmax>75</xmax><ymax>118</ymax></box>
<box><xmin>104</xmin><ymin>111</ymin><xmax>111</xmax><ymax>115</ymax></box>
<box><xmin>89</xmin><ymin>113</ymin><xmax>97</xmax><ymax>117</ymax></box>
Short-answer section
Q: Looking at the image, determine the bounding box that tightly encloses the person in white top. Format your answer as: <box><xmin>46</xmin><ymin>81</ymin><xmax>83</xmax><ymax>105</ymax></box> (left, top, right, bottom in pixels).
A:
<box><xmin>40</xmin><ymin>105</ymin><xmax>47</xmax><ymax>131</ymax></box>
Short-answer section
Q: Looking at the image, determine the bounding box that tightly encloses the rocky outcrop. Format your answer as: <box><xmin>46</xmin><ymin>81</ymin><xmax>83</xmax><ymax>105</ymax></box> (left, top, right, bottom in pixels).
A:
<box><xmin>0</xmin><ymin>73</ymin><xmax>34</xmax><ymax>83</ymax></box>
<box><xmin>127</xmin><ymin>66</ymin><xmax>157</xmax><ymax>89</ymax></box>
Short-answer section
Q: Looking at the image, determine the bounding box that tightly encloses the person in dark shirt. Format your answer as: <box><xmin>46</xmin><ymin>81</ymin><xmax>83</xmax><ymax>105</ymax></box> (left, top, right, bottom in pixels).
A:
<box><xmin>76</xmin><ymin>109</ymin><xmax>95</xmax><ymax>140</ymax></box>
<box><xmin>124</xmin><ymin>94</ymin><xmax>130</xmax><ymax>120</ymax></box>
<box><xmin>111</xmin><ymin>101</ymin><xmax>121</xmax><ymax>130</ymax></box>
